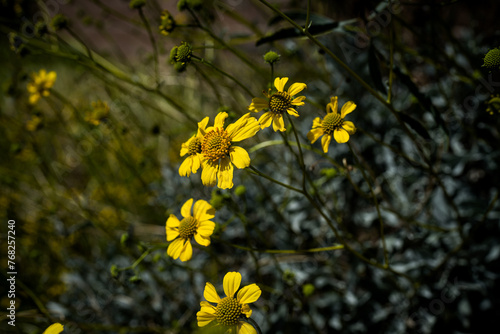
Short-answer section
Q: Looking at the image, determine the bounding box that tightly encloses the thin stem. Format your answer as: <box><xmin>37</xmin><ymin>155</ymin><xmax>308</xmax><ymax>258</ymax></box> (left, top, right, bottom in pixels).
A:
<box><xmin>192</xmin><ymin>56</ymin><xmax>254</xmax><ymax>97</ymax></box>
<box><xmin>348</xmin><ymin>143</ymin><xmax>389</xmax><ymax>268</ymax></box>
<box><xmin>137</xmin><ymin>7</ymin><xmax>160</xmax><ymax>86</ymax></box>
<box><xmin>65</xmin><ymin>27</ymin><xmax>94</xmax><ymax>61</ymax></box>
<box><xmin>387</xmin><ymin>4</ymin><xmax>395</xmax><ymax>104</ymax></box>
<box><xmin>247</xmin><ymin>165</ymin><xmax>303</xmax><ymax>194</ymax></box>
<box><xmin>217</xmin><ymin>238</ymin><xmax>344</xmax><ymax>254</ymax></box>
<box><xmin>285</xmin><ymin>113</ymin><xmax>307</xmax><ymax>191</ymax></box>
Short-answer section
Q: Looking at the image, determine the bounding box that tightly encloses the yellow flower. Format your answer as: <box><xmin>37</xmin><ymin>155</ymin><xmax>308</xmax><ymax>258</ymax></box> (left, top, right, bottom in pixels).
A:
<box><xmin>307</xmin><ymin>96</ymin><xmax>356</xmax><ymax>153</ymax></box>
<box><xmin>26</xmin><ymin>114</ymin><xmax>43</xmax><ymax>131</ymax></box>
<box><xmin>85</xmin><ymin>100</ymin><xmax>110</xmax><ymax>126</ymax></box>
<box><xmin>248</xmin><ymin>77</ymin><xmax>306</xmax><ymax>132</ymax></box>
<box><xmin>43</xmin><ymin>323</ymin><xmax>64</xmax><ymax>334</ymax></box>
<box><xmin>200</xmin><ymin>112</ymin><xmax>260</xmax><ymax>189</ymax></box>
<box><xmin>197</xmin><ymin>272</ymin><xmax>261</xmax><ymax>334</ymax></box>
<box><xmin>179</xmin><ymin>116</ymin><xmax>209</xmax><ymax>177</ymax></box>
<box><xmin>27</xmin><ymin>69</ymin><xmax>57</xmax><ymax>104</ymax></box>
<box><xmin>166</xmin><ymin>198</ymin><xmax>215</xmax><ymax>261</ymax></box>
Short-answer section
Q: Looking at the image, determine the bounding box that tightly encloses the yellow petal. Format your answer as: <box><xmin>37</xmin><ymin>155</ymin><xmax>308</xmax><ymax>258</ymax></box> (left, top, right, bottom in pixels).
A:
<box><xmin>287</xmin><ymin>82</ymin><xmax>306</xmax><ymax>96</ymax></box>
<box><xmin>204</xmin><ymin>282</ymin><xmax>221</xmax><ymax>303</ymax></box>
<box><xmin>223</xmin><ymin>272</ymin><xmax>242</xmax><ymax>298</ymax></box>
<box><xmin>334</xmin><ymin>128</ymin><xmax>350</xmax><ymax>143</ymax></box>
<box><xmin>340</xmin><ymin>101</ymin><xmax>356</xmax><ymax>118</ymax></box>
<box><xmin>201</xmin><ymin>160</ymin><xmax>218</xmax><ymax>187</ymax></box>
<box><xmin>47</xmin><ymin>71</ymin><xmax>57</xmax><ymax>83</ymax></box>
<box><xmin>197</xmin><ymin>220</ymin><xmax>215</xmax><ymax>237</ymax></box>
<box><xmin>239</xmin><ymin>322</ymin><xmax>257</xmax><ymax>334</ymax></box>
<box><xmin>181</xmin><ymin>198</ymin><xmax>193</xmax><ymax>218</ymax></box>
<box><xmin>167</xmin><ymin>238</ymin><xmax>184</xmax><ymax>259</ymax></box>
<box><xmin>274</xmin><ymin>77</ymin><xmax>288</xmax><ymax>92</ymax></box>
<box><xmin>241</xmin><ymin>303</ymin><xmax>252</xmax><ymax>317</ymax></box>
<box><xmin>180</xmin><ymin>139</ymin><xmax>190</xmax><ymax>157</ymax></box>
<box><xmin>194</xmin><ymin>233</ymin><xmax>211</xmax><ymax>246</ymax></box>
<box><xmin>193</xmin><ymin>199</ymin><xmax>215</xmax><ymax>221</ymax></box>
<box><xmin>217</xmin><ymin>157</ymin><xmax>234</xmax><ymax>189</ymax></box>
<box><xmin>191</xmin><ymin>155</ymin><xmax>201</xmax><ymax>174</ymax></box>
<box><xmin>179</xmin><ymin>240</ymin><xmax>193</xmax><ymax>261</ymax></box>
<box><xmin>200</xmin><ymin>301</ymin><xmax>214</xmax><ymax>309</ymax></box>
<box><xmin>272</xmin><ymin>114</ymin><xmax>285</xmax><ymax>132</ymax></box>
<box><xmin>43</xmin><ymin>323</ymin><xmax>64</xmax><ymax>334</ymax></box>
<box><xmin>286</xmin><ymin>108</ymin><xmax>299</xmax><ymax>117</ymax></box>
<box><xmin>229</xmin><ymin>146</ymin><xmax>250</xmax><ymax>169</ymax></box>
<box><xmin>214</xmin><ymin>112</ymin><xmax>228</xmax><ymax>128</ymax></box>
<box><xmin>342</xmin><ymin>121</ymin><xmax>356</xmax><ymax>135</ymax></box>
<box><xmin>321</xmin><ymin>134</ymin><xmax>332</xmax><ymax>153</ymax></box>
<box><xmin>179</xmin><ymin>156</ymin><xmax>193</xmax><ymax>177</ymax></box>
<box><xmin>29</xmin><ymin>94</ymin><xmax>40</xmax><ymax>104</ymax></box>
<box><xmin>291</xmin><ymin>95</ymin><xmax>306</xmax><ymax>106</ymax></box>
<box><xmin>166</xmin><ymin>215</ymin><xmax>180</xmax><ymax>241</ymax></box>
<box><xmin>237</xmin><ymin>283</ymin><xmax>261</xmax><ymax>304</ymax></box>
<box><xmin>307</xmin><ymin>121</ymin><xmax>324</xmax><ymax>143</ymax></box>
<box><xmin>197</xmin><ymin>309</ymin><xmax>216</xmax><ymax>327</ymax></box>
<box><xmin>326</xmin><ymin>96</ymin><xmax>338</xmax><ymax>114</ymax></box>
<box><xmin>197</xmin><ymin>116</ymin><xmax>209</xmax><ymax>136</ymax></box>
<box><xmin>258</xmin><ymin>111</ymin><xmax>273</xmax><ymax>129</ymax></box>
<box><xmin>228</xmin><ymin>115</ymin><xmax>260</xmax><ymax>142</ymax></box>
<box><xmin>248</xmin><ymin>98</ymin><xmax>269</xmax><ymax>112</ymax></box>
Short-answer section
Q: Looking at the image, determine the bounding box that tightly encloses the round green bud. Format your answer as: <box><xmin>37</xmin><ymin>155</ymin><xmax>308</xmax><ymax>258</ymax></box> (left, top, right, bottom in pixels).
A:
<box><xmin>264</xmin><ymin>51</ymin><xmax>280</xmax><ymax>64</ymax></box>
<box><xmin>169</xmin><ymin>46</ymin><xmax>178</xmax><ymax>63</ymax></box>
<box><xmin>302</xmin><ymin>283</ymin><xmax>315</xmax><ymax>297</ymax></box>
<box><xmin>234</xmin><ymin>185</ymin><xmax>246</xmax><ymax>196</ymax></box>
<box><xmin>51</xmin><ymin>14</ymin><xmax>68</xmax><ymax>31</ymax></box>
<box><xmin>483</xmin><ymin>48</ymin><xmax>500</xmax><ymax>69</ymax></box>
<box><xmin>129</xmin><ymin>0</ymin><xmax>146</xmax><ymax>9</ymax></box>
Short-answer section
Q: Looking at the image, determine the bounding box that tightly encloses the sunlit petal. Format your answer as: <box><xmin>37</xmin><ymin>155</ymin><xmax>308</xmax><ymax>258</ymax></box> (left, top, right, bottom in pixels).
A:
<box><xmin>334</xmin><ymin>128</ymin><xmax>350</xmax><ymax>143</ymax></box>
<box><xmin>180</xmin><ymin>198</ymin><xmax>193</xmax><ymax>218</ymax></box>
<box><xmin>239</xmin><ymin>322</ymin><xmax>257</xmax><ymax>334</ymax></box>
<box><xmin>204</xmin><ymin>282</ymin><xmax>221</xmax><ymax>303</ymax></box>
<box><xmin>217</xmin><ymin>157</ymin><xmax>234</xmax><ymax>189</ymax></box>
<box><xmin>237</xmin><ymin>284</ymin><xmax>261</xmax><ymax>304</ymax></box>
<box><xmin>258</xmin><ymin>111</ymin><xmax>273</xmax><ymax>129</ymax></box>
<box><xmin>229</xmin><ymin>146</ymin><xmax>250</xmax><ymax>169</ymax></box>
<box><xmin>321</xmin><ymin>134</ymin><xmax>332</xmax><ymax>153</ymax></box>
<box><xmin>274</xmin><ymin>77</ymin><xmax>288</xmax><ymax>92</ymax></box>
<box><xmin>340</xmin><ymin>101</ymin><xmax>356</xmax><ymax>118</ymax></box>
<box><xmin>201</xmin><ymin>160</ymin><xmax>219</xmax><ymax>187</ymax></box>
<box><xmin>214</xmin><ymin>112</ymin><xmax>228</xmax><ymax>128</ymax></box>
<box><xmin>287</xmin><ymin>82</ymin><xmax>307</xmax><ymax>96</ymax></box>
<box><xmin>326</xmin><ymin>96</ymin><xmax>338</xmax><ymax>114</ymax></box>
<box><xmin>223</xmin><ymin>272</ymin><xmax>242</xmax><ymax>298</ymax></box>
<box><xmin>179</xmin><ymin>240</ymin><xmax>193</xmax><ymax>261</ymax></box>
<box><xmin>43</xmin><ymin>323</ymin><xmax>64</xmax><ymax>334</ymax></box>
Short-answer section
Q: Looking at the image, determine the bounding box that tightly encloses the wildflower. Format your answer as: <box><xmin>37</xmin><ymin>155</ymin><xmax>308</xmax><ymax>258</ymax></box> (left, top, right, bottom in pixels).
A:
<box><xmin>166</xmin><ymin>198</ymin><xmax>215</xmax><ymax>261</ymax></box>
<box><xmin>43</xmin><ymin>323</ymin><xmax>64</xmax><ymax>334</ymax></box>
<box><xmin>159</xmin><ymin>10</ymin><xmax>175</xmax><ymax>35</ymax></box>
<box><xmin>27</xmin><ymin>69</ymin><xmax>57</xmax><ymax>104</ymax></box>
<box><xmin>486</xmin><ymin>94</ymin><xmax>500</xmax><ymax>115</ymax></box>
<box><xmin>179</xmin><ymin>116</ymin><xmax>209</xmax><ymax>177</ymax></box>
<box><xmin>169</xmin><ymin>42</ymin><xmax>193</xmax><ymax>72</ymax></box>
<box><xmin>85</xmin><ymin>100</ymin><xmax>110</xmax><ymax>125</ymax></box>
<box><xmin>307</xmin><ymin>96</ymin><xmax>356</xmax><ymax>153</ymax></box>
<box><xmin>248</xmin><ymin>77</ymin><xmax>306</xmax><ymax>132</ymax></box>
<box><xmin>483</xmin><ymin>47</ymin><xmax>500</xmax><ymax>70</ymax></box>
<box><xmin>197</xmin><ymin>272</ymin><xmax>261</xmax><ymax>334</ymax></box>
<box><xmin>26</xmin><ymin>114</ymin><xmax>43</xmax><ymax>131</ymax></box>
<box><xmin>200</xmin><ymin>112</ymin><xmax>260</xmax><ymax>189</ymax></box>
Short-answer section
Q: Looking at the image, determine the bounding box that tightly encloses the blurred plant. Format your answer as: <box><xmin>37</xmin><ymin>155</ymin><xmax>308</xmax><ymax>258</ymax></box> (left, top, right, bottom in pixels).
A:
<box><xmin>26</xmin><ymin>69</ymin><xmax>56</xmax><ymax>104</ymax></box>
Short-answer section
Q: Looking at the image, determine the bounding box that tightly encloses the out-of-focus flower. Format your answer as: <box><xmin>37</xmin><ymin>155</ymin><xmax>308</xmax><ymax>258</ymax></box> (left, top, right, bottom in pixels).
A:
<box><xmin>159</xmin><ymin>10</ymin><xmax>176</xmax><ymax>35</ymax></box>
<box><xmin>26</xmin><ymin>114</ymin><xmax>43</xmax><ymax>131</ymax></box>
<box><xmin>166</xmin><ymin>198</ymin><xmax>216</xmax><ymax>261</ymax></box>
<box><xmin>307</xmin><ymin>96</ymin><xmax>356</xmax><ymax>153</ymax></box>
<box><xmin>197</xmin><ymin>272</ymin><xmax>261</xmax><ymax>334</ymax></box>
<box><xmin>27</xmin><ymin>69</ymin><xmax>57</xmax><ymax>104</ymax></box>
<box><xmin>248</xmin><ymin>77</ymin><xmax>306</xmax><ymax>132</ymax></box>
<box><xmin>483</xmin><ymin>47</ymin><xmax>500</xmax><ymax>70</ymax></box>
<box><xmin>169</xmin><ymin>42</ymin><xmax>192</xmax><ymax>72</ymax></box>
<box><xmin>85</xmin><ymin>100</ymin><xmax>110</xmax><ymax>125</ymax></box>
<box><xmin>200</xmin><ymin>112</ymin><xmax>260</xmax><ymax>189</ymax></box>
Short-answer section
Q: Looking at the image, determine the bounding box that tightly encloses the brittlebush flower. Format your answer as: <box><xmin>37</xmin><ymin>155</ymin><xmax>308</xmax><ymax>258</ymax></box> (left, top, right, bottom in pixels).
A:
<box><xmin>201</xmin><ymin>112</ymin><xmax>260</xmax><ymax>189</ymax></box>
<box><xmin>248</xmin><ymin>77</ymin><xmax>306</xmax><ymax>132</ymax></box>
<box><xmin>197</xmin><ymin>272</ymin><xmax>261</xmax><ymax>334</ymax></box>
<box><xmin>307</xmin><ymin>96</ymin><xmax>356</xmax><ymax>153</ymax></box>
<box><xmin>179</xmin><ymin>116</ymin><xmax>209</xmax><ymax>177</ymax></box>
<box><xmin>85</xmin><ymin>100</ymin><xmax>110</xmax><ymax>126</ymax></box>
<box><xmin>27</xmin><ymin>69</ymin><xmax>56</xmax><ymax>104</ymax></box>
<box><xmin>43</xmin><ymin>323</ymin><xmax>64</xmax><ymax>334</ymax></box>
<box><xmin>166</xmin><ymin>198</ymin><xmax>215</xmax><ymax>261</ymax></box>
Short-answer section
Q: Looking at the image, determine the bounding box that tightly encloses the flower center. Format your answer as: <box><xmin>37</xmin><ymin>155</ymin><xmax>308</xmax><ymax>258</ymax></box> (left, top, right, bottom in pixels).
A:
<box><xmin>178</xmin><ymin>217</ymin><xmax>198</xmax><ymax>239</ymax></box>
<box><xmin>322</xmin><ymin>113</ymin><xmax>343</xmax><ymax>135</ymax></box>
<box><xmin>202</xmin><ymin>128</ymin><xmax>231</xmax><ymax>162</ymax></box>
<box><xmin>216</xmin><ymin>296</ymin><xmax>242</xmax><ymax>326</ymax></box>
<box><xmin>269</xmin><ymin>91</ymin><xmax>291</xmax><ymax>114</ymax></box>
<box><xmin>188</xmin><ymin>137</ymin><xmax>202</xmax><ymax>155</ymax></box>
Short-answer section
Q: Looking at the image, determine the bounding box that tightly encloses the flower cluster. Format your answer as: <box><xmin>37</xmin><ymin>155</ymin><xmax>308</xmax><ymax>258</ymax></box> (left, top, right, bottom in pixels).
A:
<box><xmin>165</xmin><ymin>75</ymin><xmax>357</xmax><ymax>333</ymax></box>
<box><xmin>27</xmin><ymin>69</ymin><xmax>57</xmax><ymax>104</ymax></box>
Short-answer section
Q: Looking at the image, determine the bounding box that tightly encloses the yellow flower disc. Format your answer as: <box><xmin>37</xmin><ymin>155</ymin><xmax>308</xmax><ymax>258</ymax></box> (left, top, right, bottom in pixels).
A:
<box><xmin>202</xmin><ymin>128</ymin><xmax>231</xmax><ymax>161</ymax></box>
<box><xmin>321</xmin><ymin>113</ymin><xmax>343</xmax><ymax>135</ymax></box>
<box><xmin>178</xmin><ymin>217</ymin><xmax>198</xmax><ymax>239</ymax></box>
<box><xmin>215</xmin><ymin>296</ymin><xmax>241</xmax><ymax>326</ymax></box>
<box><xmin>269</xmin><ymin>91</ymin><xmax>291</xmax><ymax>114</ymax></box>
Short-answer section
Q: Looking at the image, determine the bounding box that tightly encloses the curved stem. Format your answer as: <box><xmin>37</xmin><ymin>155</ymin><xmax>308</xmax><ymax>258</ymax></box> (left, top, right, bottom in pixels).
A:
<box><xmin>137</xmin><ymin>7</ymin><xmax>160</xmax><ymax>86</ymax></box>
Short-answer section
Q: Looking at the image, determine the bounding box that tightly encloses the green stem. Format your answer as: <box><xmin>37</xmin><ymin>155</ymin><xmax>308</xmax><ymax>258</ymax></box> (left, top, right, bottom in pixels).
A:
<box><xmin>248</xmin><ymin>165</ymin><xmax>302</xmax><ymax>194</ymax></box>
<box><xmin>137</xmin><ymin>7</ymin><xmax>160</xmax><ymax>86</ymax></box>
